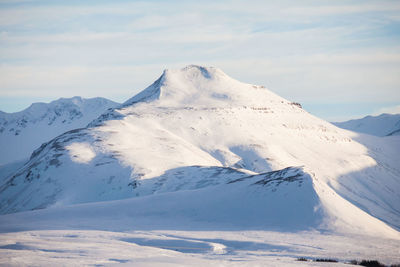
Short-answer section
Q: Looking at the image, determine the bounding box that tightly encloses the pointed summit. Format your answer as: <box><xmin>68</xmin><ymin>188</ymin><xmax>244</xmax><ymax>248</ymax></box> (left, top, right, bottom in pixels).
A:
<box><xmin>122</xmin><ymin>65</ymin><xmax>285</xmax><ymax>108</ymax></box>
<box><xmin>173</xmin><ymin>65</ymin><xmax>226</xmax><ymax>79</ymax></box>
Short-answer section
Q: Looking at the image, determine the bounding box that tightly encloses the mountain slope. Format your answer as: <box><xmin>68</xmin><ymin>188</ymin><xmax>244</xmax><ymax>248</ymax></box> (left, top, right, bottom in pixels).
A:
<box><xmin>0</xmin><ymin>166</ymin><xmax>397</xmax><ymax>238</ymax></box>
<box><xmin>0</xmin><ymin>96</ymin><xmax>119</xmax><ymax>165</ymax></box>
<box><xmin>333</xmin><ymin>113</ymin><xmax>400</xmax><ymax>136</ymax></box>
<box><xmin>0</xmin><ymin>65</ymin><xmax>399</xmax><ymax>238</ymax></box>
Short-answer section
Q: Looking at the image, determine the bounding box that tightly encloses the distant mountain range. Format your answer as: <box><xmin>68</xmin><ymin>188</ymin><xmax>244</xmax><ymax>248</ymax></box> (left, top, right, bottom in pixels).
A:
<box><xmin>333</xmin><ymin>113</ymin><xmax>400</xmax><ymax>137</ymax></box>
<box><xmin>0</xmin><ymin>96</ymin><xmax>119</xmax><ymax>166</ymax></box>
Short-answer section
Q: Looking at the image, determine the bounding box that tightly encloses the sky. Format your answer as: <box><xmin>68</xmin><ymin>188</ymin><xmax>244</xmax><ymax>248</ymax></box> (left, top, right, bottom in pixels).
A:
<box><xmin>0</xmin><ymin>0</ymin><xmax>399</xmax><ymax>121</ymax></box>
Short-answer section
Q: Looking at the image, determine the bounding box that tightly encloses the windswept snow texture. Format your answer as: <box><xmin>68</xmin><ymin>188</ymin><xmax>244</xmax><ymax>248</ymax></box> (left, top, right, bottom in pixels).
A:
<box><xmin>333</xmin><ymin>113</ymin><xmax>400</xmax><ymax>136</ymax></box>
<box><xmin>0</xmin><ymin>96</ymin><xmax>119</xmax><ymax>166</ymax></box>
<box><xmin>0</xmin><ymin>65</ymin><xmax>399</xmax><ymax>245</ymax></box>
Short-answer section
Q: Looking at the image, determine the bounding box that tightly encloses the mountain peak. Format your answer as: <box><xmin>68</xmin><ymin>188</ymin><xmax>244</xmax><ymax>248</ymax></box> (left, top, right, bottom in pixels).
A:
<box><xmin>1</xmin><ymin>65</ymin><xmax>400</xmax><ymax>242</ymax></box>
<box><xmin>123</xmin><ymin>65</ymin><xmax>284</xmax><ymax>108</ymax></box>
<box><xmin>167</xmin><ymin>65</ymin><xmax>226</xmax><ymax>80</ymax></box>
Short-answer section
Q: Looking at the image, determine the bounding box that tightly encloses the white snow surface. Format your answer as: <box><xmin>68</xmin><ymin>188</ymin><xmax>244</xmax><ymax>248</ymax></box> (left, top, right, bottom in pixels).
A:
<box><xmin>1</xmin><ymin>229</ymin><xmax>399</xmax><ymax>266</ymax></box>
<box><xmin>333</xmin><ymin>113</ymin><xmax>400</xmax><ymax>136</ymax></box>
<box><xmin>0</xmin><ymin>65</ymin><xmax>400</xmax><ymax>266</ymax></box>
<box><xmin>0</xmin><ymin>96</ymin><xmax>118</xmax><ymax>166</ymax></box>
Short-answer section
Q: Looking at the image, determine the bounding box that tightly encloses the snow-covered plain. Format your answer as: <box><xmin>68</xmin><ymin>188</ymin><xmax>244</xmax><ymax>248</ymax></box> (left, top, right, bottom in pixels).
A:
<box><xmin>0</xmin><ymin>65</ymin><xmax>399</xmax><ymax>266</ymax></box>
<box><xmin>1</xmin><ymin>229</ymin><xmax>399</xmax><ymax>266</ymax></box>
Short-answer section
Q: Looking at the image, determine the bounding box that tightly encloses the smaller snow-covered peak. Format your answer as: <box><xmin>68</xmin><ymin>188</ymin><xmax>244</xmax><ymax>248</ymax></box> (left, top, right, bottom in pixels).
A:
<box><xmin>0</xmin><ymin>96</ymin><xmax>118</xmax><ymax>121</ymax></box>
<box><xmin>57</xmin><ymin>96</ymin><xmax>84</xmax><ymax>108</ymax></box>
<box><xmin>0</xmin><ymin>96</ymin><xmax>119</xmax><ymax>165</ymax></box>
<box><xmin>333</xmin><ymin>113</ymin><xmax>400</xmax><ymax>137</ymax></box>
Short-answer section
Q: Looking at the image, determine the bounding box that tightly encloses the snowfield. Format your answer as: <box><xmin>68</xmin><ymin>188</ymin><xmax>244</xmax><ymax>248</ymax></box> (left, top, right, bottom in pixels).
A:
<box><xmin>1</xmin><ymin>229</ymin><xmax>399</xmax><ymax>266</ymax></box>
<box><xmin>0</xmin><ymin>65</ymin><xmax>399</xmax><ymax>266</ymax></box>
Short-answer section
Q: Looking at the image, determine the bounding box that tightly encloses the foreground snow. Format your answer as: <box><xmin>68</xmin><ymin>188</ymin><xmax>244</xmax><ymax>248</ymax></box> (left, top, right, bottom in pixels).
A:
<box><xmin>0</xmin><ymin>168</ymin><xmax>399</xmax><ymax>265</ymax></box>
<box><xmin>1</xmin><ymin>229</ymin><xmax>399</xmax><ymax>266</ymax></box>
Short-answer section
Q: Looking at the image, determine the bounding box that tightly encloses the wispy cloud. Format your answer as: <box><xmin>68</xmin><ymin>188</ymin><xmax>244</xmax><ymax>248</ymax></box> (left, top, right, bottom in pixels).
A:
<box><xmin>284</xmin><ymin>2</ymin><xmax>400</xmax><ymax>17</ymax></box>
<box><xmin>375</xmin><ymin>105</ymin><xmax>400</xmax><ymax>115</ymax></box>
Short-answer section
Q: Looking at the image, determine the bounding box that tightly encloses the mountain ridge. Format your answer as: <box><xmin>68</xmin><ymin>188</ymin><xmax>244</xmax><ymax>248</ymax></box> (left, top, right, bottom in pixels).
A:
<box><xmin>333</xmin><ymin>113</ymin><xmax>400</xmax><ymax>137</ymax></box>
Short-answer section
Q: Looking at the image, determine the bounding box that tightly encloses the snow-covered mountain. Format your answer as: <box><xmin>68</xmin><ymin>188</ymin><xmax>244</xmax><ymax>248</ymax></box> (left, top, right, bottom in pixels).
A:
<box><xmin>333</xmin><ymin>113</ymin><xmax>400</xmax><ymax>136</ymax></box>
<box><xmin>0</xmin><ymin>65</ymin><xmax>399</xmax><ymax>240</ymax></box>
<box><xmin>0</xmin><ymin>96</ymin><xmax>119</xmax><ymax>165</ymax></box>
